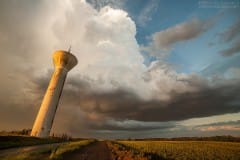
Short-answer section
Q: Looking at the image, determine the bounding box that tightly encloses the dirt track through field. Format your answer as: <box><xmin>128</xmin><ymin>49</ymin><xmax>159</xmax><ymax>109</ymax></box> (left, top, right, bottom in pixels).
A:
<box><xmin>63</xmin><ymin>141</ymin><xmax>149</xmax><ymax>160</ymax></box>
<box><xmin>62</xmin><ymin>141</ymin><xmax>112</xmax><ymax>160</ymax></box>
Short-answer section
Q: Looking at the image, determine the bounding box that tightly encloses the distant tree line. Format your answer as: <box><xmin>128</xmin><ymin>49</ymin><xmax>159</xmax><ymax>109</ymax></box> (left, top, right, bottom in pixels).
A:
<box><xmin>0</xmin><ymin>129</ymin><xmax>31</xmax><ymax>136</ymax></box>
<box><xmin>0</xmin><ymin>129</ymin><xmax>72</xmax><ymax>141</ymax></box>
<box><xmin>123</xmin><ymin>135</ymin><xmax>240</xmax><ymax>142</ymax></box>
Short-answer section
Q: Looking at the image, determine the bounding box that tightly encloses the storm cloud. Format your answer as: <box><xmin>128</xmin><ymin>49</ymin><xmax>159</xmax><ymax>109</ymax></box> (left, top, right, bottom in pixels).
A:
<box><xmin>60</xmin><ymin>76</ymin><xmax>240</xmax><ymax>122</ymax></box>
<box><xmin>31</xmin><ymin>70</ymin><xmax>240</xmax><ymax>136</ymax></box>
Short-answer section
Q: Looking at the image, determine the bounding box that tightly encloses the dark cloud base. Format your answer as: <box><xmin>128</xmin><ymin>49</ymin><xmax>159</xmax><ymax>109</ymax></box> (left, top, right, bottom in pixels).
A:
<box><xmin>61</xmin><ymin>76</ymin><xmax>240</xmax><ymax>123</ymax></box>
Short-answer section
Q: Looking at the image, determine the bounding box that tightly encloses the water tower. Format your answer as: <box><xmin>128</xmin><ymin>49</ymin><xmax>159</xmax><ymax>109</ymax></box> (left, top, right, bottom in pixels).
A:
<box><xmin>31</xmin><ymin>50</ymin><xmax>77</xmax><ymax>137</ymax></box>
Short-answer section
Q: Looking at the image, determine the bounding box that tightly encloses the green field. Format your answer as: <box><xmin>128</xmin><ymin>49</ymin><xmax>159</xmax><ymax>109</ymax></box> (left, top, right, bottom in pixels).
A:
<box><xmin>49</xmin><ymin>140</ymin><xmax>95</xmax><ymax>159</ymax></box>
<box><xmin>118</xmin><ymin>140</ymin><xmax>240</xmax><ymax>160</ymax></box>
<box><xmin>1</xmin><ymin>140</ymin><xmax>95</xmax><ymax>160</ymax></box>
<box><xmin>0</xmin><ymin>136</ymin><xmax>67</xmax><ymax>149</ymax></box>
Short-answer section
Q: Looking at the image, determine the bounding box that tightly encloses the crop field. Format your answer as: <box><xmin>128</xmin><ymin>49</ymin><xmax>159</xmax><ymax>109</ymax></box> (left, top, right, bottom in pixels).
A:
<box><xmin>1</xmin><ymin>139</ymin><xmax>240</xmax><ymax>160</ymax></box>
<box><xmin>118</xmin><ymin>140</ymin><xmax>240</xmax><ymax>160</ymax></box>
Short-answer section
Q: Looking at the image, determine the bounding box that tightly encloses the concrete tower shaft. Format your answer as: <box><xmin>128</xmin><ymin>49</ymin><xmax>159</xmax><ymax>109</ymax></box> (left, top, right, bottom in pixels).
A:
<box><xmin>31</xmin><ymin>50</ymin><xmax>77</xmax><ymax>137</ymax></box>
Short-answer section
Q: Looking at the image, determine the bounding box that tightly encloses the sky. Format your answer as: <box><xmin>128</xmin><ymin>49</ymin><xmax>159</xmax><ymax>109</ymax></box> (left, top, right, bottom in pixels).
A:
<box><xmin>0</xmin><ymin>0</ymin><xmax>239</xmax><ymax>139</ymax></box>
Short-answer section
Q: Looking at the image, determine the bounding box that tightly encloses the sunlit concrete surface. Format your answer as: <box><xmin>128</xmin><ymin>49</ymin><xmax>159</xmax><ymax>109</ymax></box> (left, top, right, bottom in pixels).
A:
<box><xmin>31</xmin><ymin>50</ymin><xmax>77</xmax><ymax>137</ymax></box>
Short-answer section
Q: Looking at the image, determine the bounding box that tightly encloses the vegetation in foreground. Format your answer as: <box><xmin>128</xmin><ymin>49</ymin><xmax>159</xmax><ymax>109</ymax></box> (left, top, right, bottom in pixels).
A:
<box><xmin>49</xmin><ymin>140</ymin><xmax>95</xmax><ymax>159</ymax></box>
<box><xmin>118</xmin><ymin>140</ymin><xmax>240</xmax><ymax>160</ymax></box>
<box><xmin>0</xmin><ymin>135</ymin><xmax>68</xmax><ymax>150</ymax></box>
<box><xmin>1</xmin><ymin>140</ymin><xmax>95</xmax><ymax>160</ymax></box>
<box><xmin>0</xmin><ymin>129</ymin><xmax>74</xmax><ymax>149</ymax></box>
<box><xmin>1</xmin><ymin>134</ymin><xmax>240</xmax><ymax>160</ymax></box>
<box><xmin>106</xmin><ymin>141</ymin><xmax>149</xmax><ymax>160</ymax></box>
